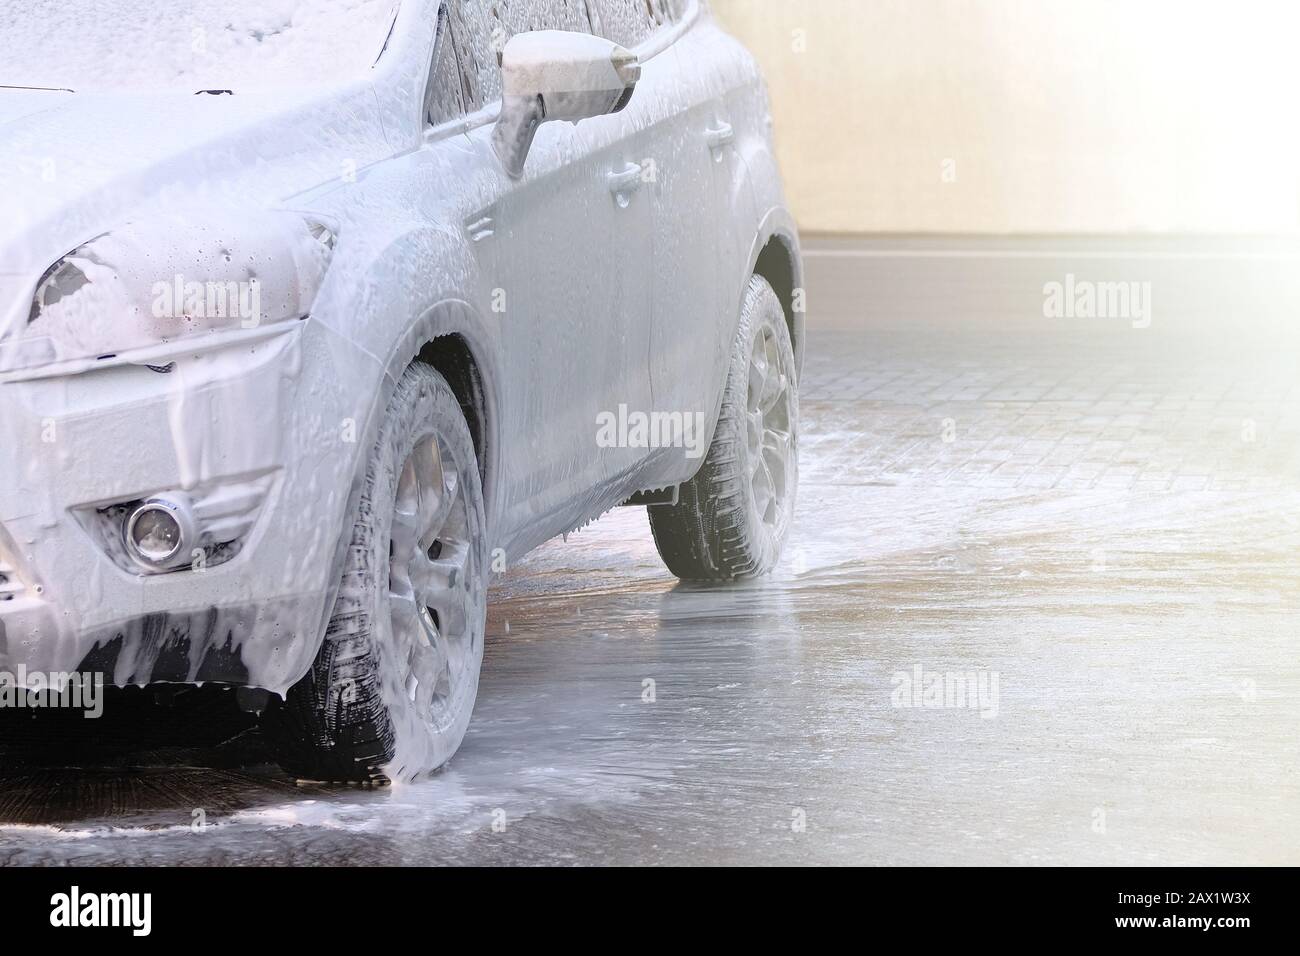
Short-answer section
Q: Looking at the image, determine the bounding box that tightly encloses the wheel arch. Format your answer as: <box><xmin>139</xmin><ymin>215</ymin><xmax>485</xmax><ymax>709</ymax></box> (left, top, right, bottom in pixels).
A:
<box><xmin>745</xmin><ymin>207</ymin><xmax>805</xmax><ymax>379</ymax></box>
<box><xmin>378</xmin><ymin>301</ymin><xmax>502</xmax><ymax>540</ymax></box>
<box><xmin>321</xmin><ymin>289</ymin><xmax>503</xmax><ymax>618</ymax></box>
<box><xmin>416</xmin><ymin>331</ymin><xmax>490</xmax><ymax>492</ymax></box>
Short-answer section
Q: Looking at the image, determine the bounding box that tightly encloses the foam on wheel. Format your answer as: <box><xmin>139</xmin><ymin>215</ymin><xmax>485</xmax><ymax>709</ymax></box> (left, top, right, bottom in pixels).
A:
<box><xmin>263</xmin><ymin>363</ymin><xmax>488</xmax><ymax>783</ymax></box>
<box><xmin>648</xmin><ymin>275</ymin><xmax>799</xmax><ymax>581</ymax></box>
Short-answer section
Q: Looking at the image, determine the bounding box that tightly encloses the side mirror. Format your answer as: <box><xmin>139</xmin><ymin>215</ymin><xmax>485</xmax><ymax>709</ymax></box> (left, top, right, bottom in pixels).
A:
<box><xmin>492</xmin><ymin>30</ymin><xmax>640</xmax><ymax>178</ymax></box>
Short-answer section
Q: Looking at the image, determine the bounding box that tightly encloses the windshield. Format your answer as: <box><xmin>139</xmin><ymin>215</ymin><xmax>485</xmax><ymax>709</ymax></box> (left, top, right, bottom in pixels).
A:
<box><xmin>0</xmin><ymin>0</ymin><xmax>399</xmax><ymax>92</ymax></box>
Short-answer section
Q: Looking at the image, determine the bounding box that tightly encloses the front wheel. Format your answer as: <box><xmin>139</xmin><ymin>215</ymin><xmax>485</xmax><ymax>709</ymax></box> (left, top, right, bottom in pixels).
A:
<box><xmin>263</xmin><ymin>363</ymin><xmax>488</xmax><ymax>783</ymax></box>
<box><xmin>648</xmin><ymin>275</ymin><xmax>799</xmax><ymax>581</ymax></box>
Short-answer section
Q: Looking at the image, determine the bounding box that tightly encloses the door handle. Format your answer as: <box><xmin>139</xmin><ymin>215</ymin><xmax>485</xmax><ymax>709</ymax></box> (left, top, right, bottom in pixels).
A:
<box><xmin>611</xmin><ymin>163</ymin><xmax>647</xmax><ymax>206</ymax></box>
<box><xmin>705</xmin><ymin>121</ymin><xmax>735</xmax><ymax>151</ymax></box>
<box><xmin>607</xmin><ymin>162</ymin><xmax>643</xmax><ymax>206</ymax></box>
<box><xmin>466</xmin><ymin>215</ymin><xmax>494</xmax><ymax>243</ymax></box>
<box><xmin>608</xmin><ymin>163</ymin><xmax>643</xmax><ymax>192</ymax></box>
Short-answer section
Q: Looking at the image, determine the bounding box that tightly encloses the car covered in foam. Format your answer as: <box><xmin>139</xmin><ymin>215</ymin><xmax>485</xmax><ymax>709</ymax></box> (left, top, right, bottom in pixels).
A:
<box><xmin>0</xmin><ymin>0</ymin><xmax>802</xmax><ymax>780</ymax></box>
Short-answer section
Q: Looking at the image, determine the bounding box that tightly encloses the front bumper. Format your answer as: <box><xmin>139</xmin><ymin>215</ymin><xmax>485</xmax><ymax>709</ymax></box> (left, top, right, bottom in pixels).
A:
<box><xmin>0</xmin><ymin>323</ymin><xmax>360</xmax><ymax>693</ymax></box>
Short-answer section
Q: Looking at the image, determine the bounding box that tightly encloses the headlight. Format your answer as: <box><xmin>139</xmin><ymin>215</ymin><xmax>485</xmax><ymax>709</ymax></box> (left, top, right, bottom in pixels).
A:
<box><xmin>1</xmin><ymin>209</ymin><xmax>334</xmax><ymax>374</ymax></box>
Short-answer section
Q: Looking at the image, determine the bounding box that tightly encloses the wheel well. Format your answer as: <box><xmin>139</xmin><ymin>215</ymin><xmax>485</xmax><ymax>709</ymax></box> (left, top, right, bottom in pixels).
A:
<box><xmin>417</xmin><ymin>334</ymin><xmax>488</xmax><ymax>487</ymax></box>
<box><xmin>753</xmin><ymin>235</ymin><xmax>799</xmax><ymax>355</ymax></box>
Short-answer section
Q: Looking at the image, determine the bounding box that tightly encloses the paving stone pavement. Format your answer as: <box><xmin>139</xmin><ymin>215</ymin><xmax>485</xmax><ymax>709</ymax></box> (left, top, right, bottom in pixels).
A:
<box><xmin>800</xmin><ymin>327</ymin><xmax>1300</xmax><ymax>494</ymax></box>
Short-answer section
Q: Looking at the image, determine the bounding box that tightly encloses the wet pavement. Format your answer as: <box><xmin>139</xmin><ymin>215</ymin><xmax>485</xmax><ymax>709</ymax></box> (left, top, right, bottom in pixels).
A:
<box><xmin>1</xmin><ymin>317</ymin><xmax>1298</xmax><ymax>865</ymax></box>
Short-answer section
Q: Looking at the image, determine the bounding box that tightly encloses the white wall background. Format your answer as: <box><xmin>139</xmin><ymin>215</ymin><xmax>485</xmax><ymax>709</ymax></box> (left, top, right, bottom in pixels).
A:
<box><xmin>711</xmin><ymin>0</ymin><xmax>1300</xmax><ymax>235</ymax></box>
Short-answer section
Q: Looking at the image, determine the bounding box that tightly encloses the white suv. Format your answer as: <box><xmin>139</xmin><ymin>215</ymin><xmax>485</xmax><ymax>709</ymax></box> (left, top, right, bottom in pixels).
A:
<box><xmin>0</xmin><ymin>0</ymin><xmax>803</xmax><ymax>780</ymax></box>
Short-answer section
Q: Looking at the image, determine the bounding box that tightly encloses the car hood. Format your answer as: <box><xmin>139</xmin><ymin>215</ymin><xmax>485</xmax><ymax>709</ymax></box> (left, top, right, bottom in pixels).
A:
<box><xmin>0</xmin><ymin>85</ymin><xmax>392</xmax><ymax>336</ymax></box>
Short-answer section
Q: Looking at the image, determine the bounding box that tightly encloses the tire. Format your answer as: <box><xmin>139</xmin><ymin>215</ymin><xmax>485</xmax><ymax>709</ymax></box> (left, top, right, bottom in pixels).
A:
<box><xmin>648</xmin><ymin>275</ymin><xmax>799</xmax><ymax>581</ymax></box>
<box><xmin>263</xmin><ymin>363</ymin><xmax>488</xmax><ymax>783</ymax></box>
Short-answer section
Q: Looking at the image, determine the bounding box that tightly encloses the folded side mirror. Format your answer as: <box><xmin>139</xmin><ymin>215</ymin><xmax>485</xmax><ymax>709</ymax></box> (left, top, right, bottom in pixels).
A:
<box><xmin>492</xmin><ymin>30</ymin><xmax>640</xmax><ymax>178</ymax></box>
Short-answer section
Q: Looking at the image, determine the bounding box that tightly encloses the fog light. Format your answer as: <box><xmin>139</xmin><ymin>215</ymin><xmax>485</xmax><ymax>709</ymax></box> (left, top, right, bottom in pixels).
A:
<box><xmin>124</xmin><ymin>497</ymin><xmax>196</xmax><ymax>571</ymax></box>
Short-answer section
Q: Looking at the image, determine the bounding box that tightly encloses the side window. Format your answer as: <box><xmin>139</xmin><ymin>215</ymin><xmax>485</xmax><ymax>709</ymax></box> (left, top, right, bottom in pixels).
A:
<box><xmin>425</xmin><ymin>5</ymin><xmax>465</xmax><ymax>126</ymax></box>
<box><xmin>451</xmin><ymin>1</ymin><xmax>595</xmax><ymax>111</ymax></box>
<box><xmin>588</xmin><ymin>0</ymin><xmax>680</xmax><ymax>47</ymax></box>
<box><xmin>484</xmin><ymin>0</ymin><xmax>591</xmax><ymax>36</ymax></box>
<box><xmin>446</xmin><ymin>1</ymin><xmax>681</xmax><ymax>112</ymax></box>
<box><xmin>447</xmin><ymin>0</ymin><xmax>497</xmax><ymax>112</ymax></box>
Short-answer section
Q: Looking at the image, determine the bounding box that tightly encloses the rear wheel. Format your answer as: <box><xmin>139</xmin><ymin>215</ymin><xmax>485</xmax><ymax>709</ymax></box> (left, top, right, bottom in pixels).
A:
<box><xmin>263</xmin><ymin>363</ymin><xmax>488</xmax><ymax>782</ymax></box>
<box><xmin>648</xmin><ymin>275</ymin><xmax>799</xmax><ymax>581</ymax></box>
